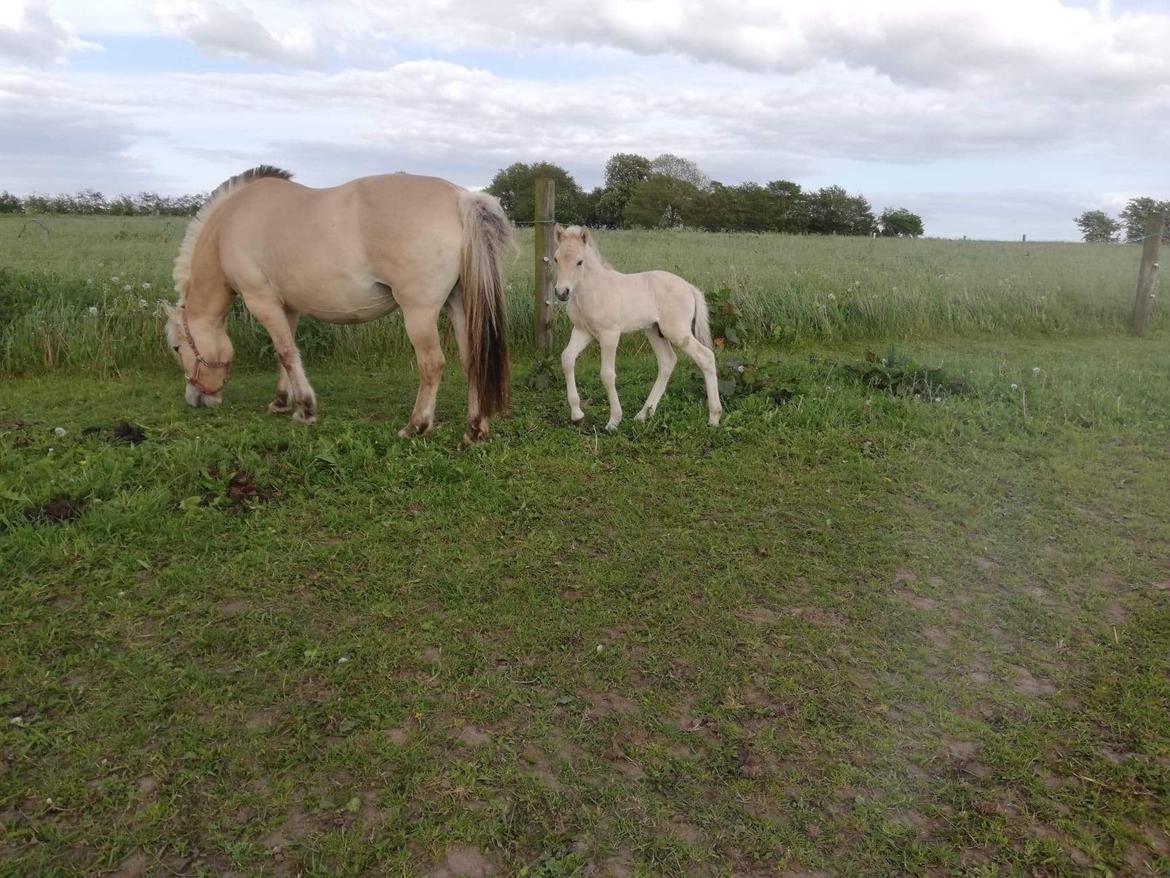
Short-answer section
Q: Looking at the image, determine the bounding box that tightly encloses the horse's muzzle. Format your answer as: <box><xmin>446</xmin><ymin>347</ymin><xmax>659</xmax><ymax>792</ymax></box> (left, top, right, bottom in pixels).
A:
<box><xmin>555</xmin><ymin>288</ymin><xmax>571</xmax><ymax>302</ymax></box>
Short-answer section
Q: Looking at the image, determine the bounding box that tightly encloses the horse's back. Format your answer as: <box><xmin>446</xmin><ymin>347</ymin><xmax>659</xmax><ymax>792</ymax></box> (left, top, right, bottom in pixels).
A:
<box><xmin>217</xmin><ymin>173</ymin><xmax>465</xmax><ymax>303</ymax></box>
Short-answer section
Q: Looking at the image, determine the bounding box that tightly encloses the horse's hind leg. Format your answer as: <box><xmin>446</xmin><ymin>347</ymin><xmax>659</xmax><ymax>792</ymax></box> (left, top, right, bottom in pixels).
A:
<box><xmin>447</xmin><ymin>287</ymin><xmax>486</xmax><ymax>442</ymax></box>
<box><xmin>247</xmin><ymin>297</ymin><xmax>317</xmax><ymax>424</ymax></box>
<box><xmin>667</xmin><ymin>330</ymin><xmax>722</xmax><ymax>427</ymax></box>
<box><xmin>267</xmin><ymin>311</ymin><xmax>299</xmax><ymax>414</ymax></box>
<box><xmin>399</xmin><ymin>304</ymin><xmax>445</xmax><ymax>438</ymax></box>
<box><xmin>635</xmin><ymin>327</ymin><xmax>677</xmax><ymax>422</ymax></box>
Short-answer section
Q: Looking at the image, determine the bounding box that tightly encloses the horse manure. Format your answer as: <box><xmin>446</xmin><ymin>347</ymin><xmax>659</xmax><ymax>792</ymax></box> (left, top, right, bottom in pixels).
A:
<box><xmin>81</xmin><ymin>421</ymin><xmax>147</xmax><ymax>445</ymax></box>
<box><xmin>24</xmin><ymin>496</ymin><xmax>86</xmax><ymax>524</ymax></box>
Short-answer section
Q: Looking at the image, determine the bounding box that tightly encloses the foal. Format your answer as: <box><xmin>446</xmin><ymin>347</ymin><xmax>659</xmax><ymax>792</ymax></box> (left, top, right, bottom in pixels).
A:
<box><xmin>552</xmin><ymin>225</ymin><xmax>721</xmax><ymax>429</ymax></box>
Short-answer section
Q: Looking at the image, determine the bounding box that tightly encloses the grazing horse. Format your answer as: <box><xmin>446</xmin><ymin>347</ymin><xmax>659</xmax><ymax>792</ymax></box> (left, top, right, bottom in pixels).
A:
<box><xmin>164</xmin><ymin>167</ymin><xmax>512</xmax><ymax>444</ymax></box>
<box><xmin>552</xmin><ymin>224</ymin><xmax>721</xmax><ymax>429</ymax></box>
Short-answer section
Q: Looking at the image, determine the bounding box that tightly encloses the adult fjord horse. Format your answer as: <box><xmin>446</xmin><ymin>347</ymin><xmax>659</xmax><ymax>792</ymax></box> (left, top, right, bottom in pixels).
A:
<box><xmin>165</xmin><ymin>167</ymin><xmax>511</xmax><ymax>443</ymax></box>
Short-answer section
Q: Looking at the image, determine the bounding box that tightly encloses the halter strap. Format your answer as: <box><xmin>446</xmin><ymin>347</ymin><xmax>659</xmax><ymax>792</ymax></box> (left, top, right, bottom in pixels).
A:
<box><xmin>180</xmin><ymin>306</ymin><xmax>231</xmax><ymax>395</ymax></box>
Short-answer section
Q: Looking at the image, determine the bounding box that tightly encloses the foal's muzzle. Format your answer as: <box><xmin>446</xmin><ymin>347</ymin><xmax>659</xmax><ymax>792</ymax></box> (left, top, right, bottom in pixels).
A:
<box><xmin>555</xmin><ymin>287</ymin><xmax>571</xmax><ymax>302</ymax></box>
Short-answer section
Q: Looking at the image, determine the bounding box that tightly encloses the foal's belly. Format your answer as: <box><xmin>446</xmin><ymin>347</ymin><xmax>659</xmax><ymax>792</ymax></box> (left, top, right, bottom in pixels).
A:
<box><xmin>292</xmin><ymin>281</ymin><xmax>399</xmax><ymax>325</ymax></box>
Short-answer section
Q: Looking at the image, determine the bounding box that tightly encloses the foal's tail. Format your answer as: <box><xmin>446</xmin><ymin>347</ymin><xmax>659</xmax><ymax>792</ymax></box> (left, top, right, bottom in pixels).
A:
<box><xmin>458</xmin><ymin>190</ymin><xmax>513</xmax><ymax>418</ymax></box>
<box><xmin>690</xmin><ymin>285</ymin><xmax>714</xmax><ymax>349</ymax></box>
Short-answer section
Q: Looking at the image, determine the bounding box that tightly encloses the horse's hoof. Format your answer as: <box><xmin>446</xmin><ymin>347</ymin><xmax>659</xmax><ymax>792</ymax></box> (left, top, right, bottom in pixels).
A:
<box><xmin>399</xmin><ymin>420</ymin><xmax>433</xmax><ymax>439</ymax></box>
<box><xmin>605</xmin><ymin>421</ymin><xmax>620</xmax><ymax>432</ymax></box>
<box><xmin>634</xmin><ymin>410</ymin><xmax>649</xmax><ymax>422</ymax></box>
<box><xmin>267</xmin><ymin>400</ymin><xmax>293</xmax><ymax>415</ymax></box>
<box><xmin>708</xmin><ymin>415</ymin><xmax>722</xmax><ymax>427</ymax></box>
<box><xmin>570</xmin><ymin>416</ymin><xmax>585</xmax><ymax>427</ymax></box>
<box><xmin>292</xmin><ymin>412</ymin><xmax>316</xmax><ymax>425</ymax></box>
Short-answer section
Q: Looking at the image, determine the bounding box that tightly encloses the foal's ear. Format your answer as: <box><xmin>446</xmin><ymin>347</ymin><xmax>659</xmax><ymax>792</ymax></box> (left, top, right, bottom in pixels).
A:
<box><xmin>554</xmin><ymin>223</ymin><xmax>565</xmax><ymax>241</ymax></box>
<box><xmin>580</xmin><ymin>226</ymin><xmax>590</xmax><ymax>245</ymax></box>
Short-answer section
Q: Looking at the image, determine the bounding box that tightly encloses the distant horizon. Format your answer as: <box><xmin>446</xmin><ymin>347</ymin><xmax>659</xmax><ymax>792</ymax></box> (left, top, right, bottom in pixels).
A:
<box><xmin>3</xmin><ymin>0</ymin><xmax>1167</xmax><ymax>243</ymax></box>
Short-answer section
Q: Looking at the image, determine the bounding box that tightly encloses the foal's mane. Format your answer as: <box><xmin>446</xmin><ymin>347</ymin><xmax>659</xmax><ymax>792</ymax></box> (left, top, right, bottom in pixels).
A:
<box><xmin>173</xmin><ymin>165</ymin><xmax>293</xmax><ymax>303</ymax></box>
<box><xmin>562</xmin><ymin>225</ymin><xmax>613</xmax><ymax>269</ymax></box>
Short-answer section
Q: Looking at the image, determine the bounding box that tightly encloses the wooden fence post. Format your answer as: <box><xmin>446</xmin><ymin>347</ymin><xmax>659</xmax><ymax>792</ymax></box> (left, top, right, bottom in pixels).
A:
<box><xmin>1132</xmin><ymin>211</ymin><xmax>1165</xmax><ymax>337</ymax></box>
<box><xmin>534</xmin><ymin>177</ymin><xmax>556</xmax><ymax>351</ymax></box>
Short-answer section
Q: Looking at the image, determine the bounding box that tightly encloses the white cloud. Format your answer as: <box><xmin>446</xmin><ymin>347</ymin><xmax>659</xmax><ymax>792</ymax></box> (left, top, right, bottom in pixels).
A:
<box><xmin>154</xmin><ymin>0</ymin><xmax>320</xmax><ymax>66</ymax></box>
<box><xmin>0</xmin><ymin>0</ymin><xmax>100</xmax><ymax>64</ymax></box>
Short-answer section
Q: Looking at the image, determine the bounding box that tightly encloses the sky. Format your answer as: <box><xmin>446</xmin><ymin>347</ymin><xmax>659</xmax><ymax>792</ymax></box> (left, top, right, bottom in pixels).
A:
<box><xmin>1</xmin><ymin>0</ymin><xmax>1167</xmax><ymax>240</ymax></box>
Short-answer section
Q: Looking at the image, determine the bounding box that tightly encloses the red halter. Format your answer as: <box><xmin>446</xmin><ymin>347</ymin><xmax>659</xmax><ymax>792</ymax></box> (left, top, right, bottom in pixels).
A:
<box><xmin>180</xmin><ymin>306</ymin><xmax>231</xmax><ymax>395</ymax></box>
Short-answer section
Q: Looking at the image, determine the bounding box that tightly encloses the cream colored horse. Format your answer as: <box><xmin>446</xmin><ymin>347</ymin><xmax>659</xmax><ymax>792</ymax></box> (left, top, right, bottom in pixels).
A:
<box><xmin>552</xmin><ymin>225</ymin><xmax>721</xmax><ymax>429</ymax></box>
<box><xmin>165</xmin><ymin>166</ymin><xmax>511</xmax><ymax>443</ymax></box>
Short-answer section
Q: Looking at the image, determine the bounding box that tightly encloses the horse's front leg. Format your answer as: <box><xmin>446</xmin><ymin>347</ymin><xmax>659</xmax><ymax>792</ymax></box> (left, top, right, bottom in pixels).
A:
<box><xmin>598</xmin><ymin>330</ymin><xmax>622</xmax><ymax>431</ymax></box>
<box><xmin>560</xmin><ymin>326</ymin><xmax>593</xmax><ymax>425</ymax></box>
<box><xmin>399</xmin><ymin>305</ymin><xmax>445</xmax><ymax>438</ymax></box>
<box><xmin>267</xmin><ymin>311</ymin><xmax>299</xmax><ymax>414</ymax></box>
<box><xmin>248</xmin><ymin>299</ymin><xmax>317</xmax><ymax>424</ymax></box>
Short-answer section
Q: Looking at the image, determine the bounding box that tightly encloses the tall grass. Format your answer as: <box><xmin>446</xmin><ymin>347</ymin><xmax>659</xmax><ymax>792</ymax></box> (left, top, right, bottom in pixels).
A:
<box><xmin>0</xmin><ymin>216</ymin><xmax>1156</xmax><ymax>377</ymax></box>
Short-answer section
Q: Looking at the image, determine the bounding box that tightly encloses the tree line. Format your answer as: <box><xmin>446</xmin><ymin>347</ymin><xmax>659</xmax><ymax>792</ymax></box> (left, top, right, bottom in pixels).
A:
<box><xmin>0</xmin><ymin>189</ymin><xmax>204</xmax><ymax>216</ymax></box>
<box><xmin>0</xmin><ymin>153</ymin><xmax>926</xmax><ymax>237</ymax></box>
<box><xmin>1074</xmin><ymin>198</ymin><xmax>1170</xmax><ymax>244</ymax></box>
<box><xmin>486</xmin><ymin>153</ymin><xmax>924</xmax><ymax>237</ymax></box>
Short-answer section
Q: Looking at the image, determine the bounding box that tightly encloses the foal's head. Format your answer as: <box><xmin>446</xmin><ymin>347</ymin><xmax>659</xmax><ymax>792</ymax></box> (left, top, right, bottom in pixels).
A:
<box><xmin>552</xmin><ymin>224</ymin><xmax>596</xmax><ymax>302</ymax></box>
<box><xmin>164</xmin><ymin>303</ymin><xmax>235</xmax><ymax>408</ymax></box>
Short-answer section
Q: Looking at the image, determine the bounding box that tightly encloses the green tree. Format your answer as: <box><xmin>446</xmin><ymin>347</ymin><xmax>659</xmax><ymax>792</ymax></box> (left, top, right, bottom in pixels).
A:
<box><xmin>1073</xmin><ymin>210</ymin><xmax>1121</xmax><ymax>243</ymax></box>
<box><xmin>593</xmin><ymin>153</ymin><xmax>651</xmax><ymax>228</ymax></box>
<box><xmin>808</xmin><ymin>186</ymin><xmax>876</xmax><ymax>236</ymax></box>
<box><xmin>879</xmin><ymin>207</ymin><xmax>925</xmax><ymax>238</ymax></box>
<box><xmin>764</xmin><ymin>180</ymin><xmax>808</xmax><ymax>233</ymax></box>
<box><xmin>485</xmin><ymin>162</ymin><xmax>586</xmax><ymax>225</ymax></box>
<box><xmin>1119</xmin><ymin>197</ymin><xmax>1170</xmax><ymax>244</ymax></box>
<box><xmin>0</xmin><ymin>191</ymin><xmax>23</xmax><ymax>214</ymax></box>
<box><xmin>648</xmin><ymin>154</ymin><xmax>710</xmax><ymax>190</ymax></box>
<box><xmin>623</xmin><ymin>174</ymin><xmax>701</xmax><ymax>228</ymax></box>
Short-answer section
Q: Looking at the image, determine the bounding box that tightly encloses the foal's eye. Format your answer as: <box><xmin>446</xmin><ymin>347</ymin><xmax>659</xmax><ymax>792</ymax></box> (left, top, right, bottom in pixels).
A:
<box><xmin>576</xmin><ymin>260</ymin><xmax>583</xmax><ymax>266</ymax></box>
<box><xmin>172</xmin><ymin>345</ymin><xmax>180</xmax><ymax>352</ymax></box>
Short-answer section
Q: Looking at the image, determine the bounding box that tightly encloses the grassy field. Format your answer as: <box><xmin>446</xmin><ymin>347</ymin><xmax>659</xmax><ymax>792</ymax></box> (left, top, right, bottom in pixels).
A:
<box><xmin>2</xmin><ymin>218</ymin><xmax>1169</xmax><ymax>876</ymax></box>
<box><xmin>0</xmin><ymin>215</ymin><xmax>1156</xmax><ymax>377</ymax></box>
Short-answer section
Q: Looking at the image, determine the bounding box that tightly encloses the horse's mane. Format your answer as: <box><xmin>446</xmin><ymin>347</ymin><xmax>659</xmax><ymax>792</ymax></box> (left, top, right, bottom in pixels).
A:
<box><xmin>561</xmin><ymin>225</ymin><xmax>613</xmax><ymax>269</ymax></box>
<box><xmin>173</xmin><ymin>165</ymin><xmax>293</xmax><ymax>303</ymax></box>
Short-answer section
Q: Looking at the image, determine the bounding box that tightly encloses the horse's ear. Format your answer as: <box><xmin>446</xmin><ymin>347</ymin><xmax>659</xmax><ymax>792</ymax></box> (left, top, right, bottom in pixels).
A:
<box><xmin>554</xmin><ymin>223</ymin><xmax>565</xmax><ymax>241</ymax></box>
<box><xmin>580</xmin><ymin>227</ymin><xmax>590</xmax><ymax>245</ymax></box>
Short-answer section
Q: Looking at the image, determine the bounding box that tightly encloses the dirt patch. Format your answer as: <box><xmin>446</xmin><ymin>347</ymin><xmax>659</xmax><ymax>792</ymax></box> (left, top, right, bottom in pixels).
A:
<box><xmin>217</xmin><ymin>599</ymin><xmax>249</xmax><ymax>618</ymax></box>
<box><xmin>429</xmin><ymin>843</ymin><xmax>497</xmax><ymax>877</ymax></box>
<box><xmin>894</xmin><ymin>589</ymin><xmax>937</xmax><ymax>611</ymax></box>
<box><xmin>584</xmin><ymin>691</ymin><xmax>639</xmax><ymax>718</ymax></box>
<box><xmin>599</xmin><ymin>851</ymin><xmax>634</xmax><ymax>877</ymax></box>
<box><xmin>924</xmin><ymin>626</ymin><xmax>953</xmax><ymax>650</ymax></box>
<box><xmin>247</xmin><ymin>707</ymin><xmax>283</xmax><ymax>730</ymax></box>
<box><xmin>226</xmin><ymin>470</ymin><xmax>264</xmax><ymax>509</ymax></box>
<box><xmin>739</xmin><ymin>606</ymin><xmax>781</xmax><ymax>624</ymax></box>
<box><xmin>946</xmin><ymin>739</ymin><xmax>980</xmax><ymax>760</ymax></box>
<box><xmin>666</xmin><ymin>818</ymin><xmax>703</xmax><ymax>845</ymax></box>
<box><xmin>789</xmin><ymin>606</ymin><xmax>845</xmax><ymax>628</ymax></box>
<box><xmin>261</xmin><ymin>806</ymin><xmax>315</xmax><ymax>852</ymax></box>
<box><xmin>107</xmin><ymin>851</ymin><xmax>151</xmax><ymax>878</ymax></box>
<box><xmin>456</xmin><ymin>725</ymin><xmax>490</xmax><ymax>748</ymax></box>
<box><xmin>23</xmin><ymin>496</ymin><xmax>86</xmax><ymax>524</ymax></box>
<box><xmin>1009</xmin><ymin>665</ymin><xmax>1056</xmax><ymax>697</ymax></box>
<box><xmin>385</xmin><ymin>727</ymin><xmax>409</xmax><ymax>745</ymax></box>
<box><xmin>973</xmin><ymin>556</ymin><xmax>1001</xmax><ymax>572</ymax></box>
<box><xmin>893</xmin><ymin>568</ymin><xmax>917</xmax><ymax>584</ymax></box>
<box><xmin>83</xmin><ymin>421</ymin><xmax>146</xmax><ymax>445</ymax></box>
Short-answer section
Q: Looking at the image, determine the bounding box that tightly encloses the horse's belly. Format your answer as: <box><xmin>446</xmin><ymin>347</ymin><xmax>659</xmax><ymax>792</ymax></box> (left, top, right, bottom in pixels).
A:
<box><xmin>298</xmin><ymin>282</ymin><xmax>398</xmax><ymax>325</ymax></box>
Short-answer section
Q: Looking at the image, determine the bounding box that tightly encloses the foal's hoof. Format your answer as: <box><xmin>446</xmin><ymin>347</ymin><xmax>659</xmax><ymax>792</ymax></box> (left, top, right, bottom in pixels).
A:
<box><xmin>570</xmin><ymin>416</ymin><xmax>585</xmax><ymax>427</ymax></box>
<box><xmin>605</xmin><ymin>420</ymin><xmax>620</xmax><ymax>432</ymax></box>
<box><xmin>708</xmin><ymin>413</ymin><xmax>722</xmax><ymax>427</ymax></box>
<box><xmin>292</xmin><ymin>410</ymin><xmax>316</xmax><ymax>425</ymax></box>
<box><xmin>267</xmin><ymin>398</ymin><xmax>293</xmax><ymax>415</ymax></box>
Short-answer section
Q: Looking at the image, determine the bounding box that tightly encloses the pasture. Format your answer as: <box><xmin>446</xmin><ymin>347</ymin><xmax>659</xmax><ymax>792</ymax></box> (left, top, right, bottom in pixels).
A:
<box><xmin>2</xmin><ymin>217</ymin><xmax>1169</xmax><ymax>877</ymax></box>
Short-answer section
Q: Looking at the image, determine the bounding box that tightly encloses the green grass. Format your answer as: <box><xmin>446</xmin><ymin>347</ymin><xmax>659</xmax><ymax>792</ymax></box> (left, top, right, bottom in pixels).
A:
<box><xmin>2</xmin><ymin>336</ymin><xmax>1169</xmax><ymax>876</ymax></box>
<box><xmin>2</xmin><ymin>217</ymin><xmax>1168</xmax><ymax>874</ymax></box>
<box><xmin>0</xmin><ymin>216</ymin><xmax>1156</xmax><ymax>378</ymax></box>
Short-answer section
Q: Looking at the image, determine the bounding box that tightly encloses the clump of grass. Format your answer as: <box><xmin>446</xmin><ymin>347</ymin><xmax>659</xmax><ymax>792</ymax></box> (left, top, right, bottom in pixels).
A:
<box><xmin>830</xmin><ymin>349</ymin><xmax>970</xmax><ymax>399</ymax></box>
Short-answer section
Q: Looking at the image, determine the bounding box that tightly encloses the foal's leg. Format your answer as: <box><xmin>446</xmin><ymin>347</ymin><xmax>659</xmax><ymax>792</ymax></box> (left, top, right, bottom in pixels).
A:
<box><xmin>447</xmin><ymin>288</ymin><xmax>486</xmax><ymax>443</ymax></box>
<box><xmin>675</xmin><ymin>334</ymin><xmax>722</xmax><ymax>426</ymax></box>
<box><xmin>267</xmin><ymin>311</ymin><xmax>299</xmax><ymax>414</ymax></box>
<box><xmin>247</xmin><ymin>299</ymin><xmax>317</xmax><ymax>424</ymax></box>
<box><xmin>399</xmin><ymin>305</ymin><xmax>445</xmax><ymax>438</ymax></box>
<box><xmin>560</xmin><ymin>326</ymin><xmax>593</xmax><ymax>425</ymax></box>
<box><xmin>635</xmin><ymin>328</ymin><xmax>677</xmax><ymax>422</ymax></box>
<box><xmin>598</xmin><ymin>330</ymin><xmax>623</xmax><ymax>431</ymax></box>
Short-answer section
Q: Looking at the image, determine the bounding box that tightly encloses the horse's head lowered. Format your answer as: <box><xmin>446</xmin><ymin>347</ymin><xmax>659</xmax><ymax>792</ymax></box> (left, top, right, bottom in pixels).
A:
<box><xmin>164</xmin><ymin>303</ymin><xmax>234</xmax><ymax>408</ymax></box>
<box><xmin>552</xmin><ymin>224</ymin><xmax>595</xmax><ymax>302</ymax></box>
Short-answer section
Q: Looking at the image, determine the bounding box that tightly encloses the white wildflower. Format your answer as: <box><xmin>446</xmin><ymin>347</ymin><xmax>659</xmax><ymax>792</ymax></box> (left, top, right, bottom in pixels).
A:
<box><xmin>338</xmin><ymin>656</ymin><xmax>350</xmax><ymax>664</ymax></box>
<box><xmin>110</xmin><ymin>276</ymin><xmax>120</xmax><ymax>283</ymax></box>
<box><xmin>596</xmin><ymin>644</ymin><xmax>604</xmax><ymax>653</ymax></box>
<box><xmin>880</xmin><ymin>358</ymin><xmax>888</xmax><ymax>366</ymax></box>
<box><xmin>123</xmin><ymin>284</ymin><xmax>132</xmax><ymax>292</ymax></box>
<box><xmin>1010</xmin><ymin>383</ymin><xmax>1019</xmax><ymax>391</ymax></box>
<box><xmin>87</xmin><ymin>306</ymin><xmax>99</xmax><ymax>317</ymax></box>
<box><xmin>138</xmin><ymin>298</ymin><xmax>149</xmax><ymax>309</ymax></box>
<box><xmin>10</xmin><ymin>716</ymin><xmax>23</xmax><ymax>725</ymax></box>
<box><xmin>141</xmin><ymin>282</ymin><xmax>151</xmax><ymax>290</ymax></box>
<box><xmin>828</xmin><ymin>293</ymin><xmax>836</xmax><ymax>300</ymax></box>
<box><xmin>53</xmin><ymin>426</ymin><xmax>66</xmax><ymax>437</ymax></box>
<box><xmin>1032</xmin><ymin>367</ymin><xmax>1041</xmax><ymax>375</ymax></box>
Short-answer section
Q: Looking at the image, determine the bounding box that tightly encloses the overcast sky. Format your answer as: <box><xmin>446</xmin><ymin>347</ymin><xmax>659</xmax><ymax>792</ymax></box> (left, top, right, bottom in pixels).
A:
<box><xmin>1</xmin><ymin>0</ymin><xmax>1167</xmax><ymax>240</ymax></box>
